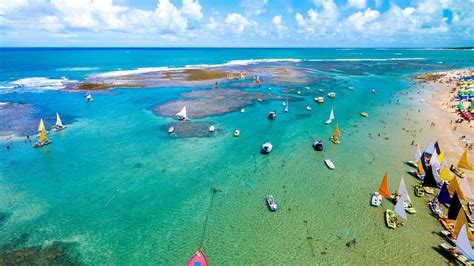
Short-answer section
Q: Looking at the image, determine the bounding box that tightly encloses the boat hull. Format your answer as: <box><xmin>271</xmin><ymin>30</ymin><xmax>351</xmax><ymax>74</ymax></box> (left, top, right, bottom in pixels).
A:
<box><xmin>324</xmin><ymin>159</ymin><xmax>335</xmax><ymax>170</ymax></box>
<box><xmin>33</xmin><ymin>140</ymin><xmax>52</xmax><ymax>148</ymax></box>
<box><xmin>187</xmin><ymin>249</ymin><xmax>208</xmax><ymax>266</ymax></box>
<box><xmin>385</xmin><ymin>209</ymin><xmax>397</xmax><ymax>229</ymax></box>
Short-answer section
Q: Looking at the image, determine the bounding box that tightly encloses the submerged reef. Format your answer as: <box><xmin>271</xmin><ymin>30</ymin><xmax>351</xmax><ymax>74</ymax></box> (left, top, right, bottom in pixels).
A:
<box><xmin>0</xmin><ymin>241</ymin><xmax>80</xmax><ymax>265</ymax></box>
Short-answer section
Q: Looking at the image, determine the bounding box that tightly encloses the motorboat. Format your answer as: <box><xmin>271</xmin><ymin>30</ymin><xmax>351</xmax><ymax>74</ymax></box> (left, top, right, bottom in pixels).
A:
<box><xmin>371</xmin><ymin>192</ymin><xmax>382</xmax><ymax>207</ymax></box>
<box><xmin>360</xmin><ymin>112</ymin><xmax>369</xmax><ymax>118</ymax></box>
<box><xmin>313</xmin><ymin>139</ymin><xmax>323</xmax><ymax>151</ymax></box>
<box><xmin>208</xmin><ymin>125</ymin><xmax>215</xmax><ymax>132</ymax></box>
<box><xmin>324</xmin><ymin>159</ymin><xmax>335</xmax><ymax>170</ymax></box>
<box><xmin>268</xmin><ymin>111</ymin><xmax>277</xmax><ymax>120</ymax></box>
<box><xmin>168</xmin><ymin>127</ymin><xmax>175</xmax><ymax>133</ymax></box>
<box><xmin>266</xmin><ymin>195</ymin><xmax>278</xmax><ymax>211</ymax></box>
<box><xmin>306</xmin><ymin>106</ymin><xmax>312</xmax><ymax>111</ymax></box>
<box><xmin>315</xmin><ymin>97</ymin><xmax>324</xmax><ymax>103</ymax></box>
<box><xmin>327</xmin><ymin>92</ymin><xmax>336</xmax><ymax>98</ymax></box>
<box><xmin>261</xmin><ymin>142</ymin><xmax>273</xmax><ymax>154</ymax></box>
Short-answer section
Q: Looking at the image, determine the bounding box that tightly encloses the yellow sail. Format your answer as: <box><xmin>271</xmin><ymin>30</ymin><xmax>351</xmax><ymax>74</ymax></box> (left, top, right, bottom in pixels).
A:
<box><xmin>39</xmin><ymin>129</ymin><xmax>47</xmax><ymax>143</ymax></box>
<box><xmin>333</xmin><ymin>124</ymin><xmax>340</xmax><ymax>139</ymax></box>
<box><xmin>458</xmin><ymin>150</ymin><xmax>473</xmax><ymax>170</ymax></box>
<box><xmin>448</xmin><ymin>177</ymin><xmax>465</xmax><ymax>201</ymax></box>
<box><xmin>438</xmin><ymin>151</ymin><xmax>444</xmax><ymax>163</ymax></box>
<box><xmin>417</xmin><ymin>160</ymin><xmax>425</xmax><ymax>175</ymax></box>
<box><xmin>452</xmin><ymin>208</ymin><xmax>474</xmax><ymax>240</ymax></box>
<box><xmin>38</xmin><ymin>118</ymin><xmax>46</xmax><ymax>132</ymax></box>
<box><xmin>440</xmin><ymin>166</ymin><xmax>453</xmax><ymax>181</ymax></box>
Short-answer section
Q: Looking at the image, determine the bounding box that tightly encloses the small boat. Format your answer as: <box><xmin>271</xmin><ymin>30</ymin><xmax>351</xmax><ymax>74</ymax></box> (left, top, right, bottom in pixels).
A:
<box><xmin>371</xmin><ymin>89</ymin><xmax>376</xmax><ymax>93</ymax></box>
<box><xmin>268</xmin><ymin>87</ymin><xmax>272</xmax><ymax>91</ymax></box>
<box><xmin>327</xmin><ymin>92</ymin><xmax>336</xmax><ymax>98</ymax></box>
<box><xmin>208</xmin><ymin>125</ymin><xmax>215</xmax><ymax>132</ymax></box>
<box><xmin>268</xmin><ymin>111</ymin><xmax>277</xmax><ymax>120</ymax></box>
<box><xmin>234</xmin><ymin>130</ymin><xmax>240</xmax><ymax>137</ymax></box>
<box><xmin>439</xmin><ymin>225</ymin><xmax>474</xmax><ymax>265</ymax></box>
<box><xmin>266</xmin><ymin>195</ymin><xmax>277</xmax><ymax>211</ymax></box>
<box><xmin>85</xmin><ymin>93</ymin><xmax>93</xmax><ymax>102</ymax></box>
<box><xmin>428</xmin><ymin>198</ymin><xmax>443</xmax><ymax>217</ymax></box>
<box><xmin>33</xmin><ymin>123</ymin><xmax>52</xmax><ymax>148</ymax></box>
<box><xmin>168</xmin><ymin>127</ymin><xmax>175</xmax><ymax>133</ymax></box>
<box><xmin>414</xmin><ymin>185</ymin><xmax>425</xmax><ymax>197</ymax></box>
<box><xmin>261</xmin><ymin>142</ymin><xmax>273</xmax><ymax>154</ymax></box>
<box><xmin>324</xmin><ymin>159</ymin><xmax>335</xmax><ymax>170</ymax></box>
<box><xmin>325</xmin><ymin>107</ymin><xmax>335</xmax><ymax>125</ymax></box>
<box><xmin>306</xmin><ymin>106</ymin><xmax>312</xmax><ymax>111</ymax></box>
<box><xmin>240</xmin><ymin>108</ymin><xmax>245</xmax><ymax>113</ymax></box>
<box><xmin>440</xmin><ymin>242</ymin><xmax>472</xmax><ymax>265</ymax></box>
<box><xmin>348</xmin><ymin>86</ymin><xmax>355</xmax><ymax>90</ymax></box>
<box><xmin>330</xmin><ymin>123</ymin><xmax>340</xmax><ymax>144</ymax></box>
<box><xmin>176</xmin><ymin>106</ymin><xmax>189</xmax><ymax>120</ymax></box>
<box><xmin>257</xmin><ymin>98</ymin><xmax>263</xmax><ymax>102</ymax></box>
<box><xmin>315</xmin><ymin>97</ymin><xmax>324</xmax><ymax>103</ymax></box>
<box><xmin>404</xmin><ymin>202</ymin><xmax>416</xmax><ymax>214</ymax></box>
<box><xmin>37</xmin><ymin>118</ymin><xmax>49</xmax><ymax>135</ymax></box>
<box><xmin>385</xmin><ymin>209</ymin><xmax>397</xmax><ymax>229</ymax></box>
<box><xmin>52</xmin><ymin>113</ymin><xmax>67</xmax><ymax>131</ymax></box>
<box><xmin>313</xmin><ymin>139</ymin><xmax>323</xmax><ymax>151</ymax></box>
<box><xmin>284</xmin><ymin>99</ymin><xmax>288</xmax><ymax>112</ymax></box>
<box><xmin>451</xmin><ymin>165</ymin><xmax>466</xmax><ymax>178</ymax></box>
<box><xmin>423</xmin><ymin>186</ymin><xmax>434</xmax><ymax>194</ymax></box>
<box><xmin>371</xmin><ymin>192</ymin><xmax>382</xmax><ymax>207</ymax></box>
<box><xmin>360</xmin><ymin>112</ymin><xmax>369</xmax><ymax>118</ymax></box>
<box><xmin>318</xmin><ymin>89</ymin><xmax>324</xmax><ymax>92</ymax></box>
<box><xmin>187</xmin><ymin>248</ymin><xmax>208</xmax><ymax>266</ymax></box>
<box><xmin>297</xmin><ymin>90</ymin><xmax>301</xmax><ymax>95</ymax></box>
<box><xmin>282</xmin><ymin>101</ymin><xmax>286</xmax><ymax>106</ymax></box>
<box><xmin>468</xmin><ymin>202</ymin><xmax>474</xmax><ymax>215</ymax></box>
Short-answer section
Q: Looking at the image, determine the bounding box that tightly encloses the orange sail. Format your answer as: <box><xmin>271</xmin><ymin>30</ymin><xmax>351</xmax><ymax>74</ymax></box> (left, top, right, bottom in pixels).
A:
<box><xmin>448</xmin><ymin>177</ymin><xmax>465</xmax><ymax>201</ymax></box>
<box><xmin>458</xmin><ymin>150</ymin><xmax>473</xmax><ymax>170</ymax></box>
<box><xmin>452</xmin><ymin>208</ymin><xmax>474</xmax><ymax>240</ymax></box>
<box><xmin>333</xmin><ymin>123</ymin><xmax>340</xmax><ymax>139</ymax></box>
<box><xmin>378</xmin><ymin>172</ymin><xmax>391</xmax><ymax>199</ymax></box>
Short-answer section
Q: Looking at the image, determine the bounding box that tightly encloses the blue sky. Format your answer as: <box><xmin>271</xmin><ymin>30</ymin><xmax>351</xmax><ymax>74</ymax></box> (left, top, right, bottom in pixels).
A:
<box><xmin>0</xmin><ymin>0</ymin><xmax>473</xmax><ymax>47</ymax></box>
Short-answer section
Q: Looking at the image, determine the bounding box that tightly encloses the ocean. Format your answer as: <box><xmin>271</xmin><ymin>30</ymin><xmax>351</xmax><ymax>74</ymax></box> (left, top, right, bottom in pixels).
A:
<box><xmin>0</xmin><ymin>48</ymin><xmax>473</xmax><ymax>264</ymax></box>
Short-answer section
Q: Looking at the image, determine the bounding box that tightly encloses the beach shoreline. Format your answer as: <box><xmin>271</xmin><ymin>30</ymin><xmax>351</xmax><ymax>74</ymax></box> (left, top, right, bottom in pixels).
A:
<box><xmin>414</xmin><ymin>68</ymin><xmax>473</xmax><ymax>184</ymax></box>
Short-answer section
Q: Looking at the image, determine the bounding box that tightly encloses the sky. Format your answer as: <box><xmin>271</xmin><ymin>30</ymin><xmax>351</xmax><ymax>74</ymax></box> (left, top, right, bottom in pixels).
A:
<box><xmin>0</xmin><ymin>0</ymin><xmax>473</xmax><ymax>47</ymax></box>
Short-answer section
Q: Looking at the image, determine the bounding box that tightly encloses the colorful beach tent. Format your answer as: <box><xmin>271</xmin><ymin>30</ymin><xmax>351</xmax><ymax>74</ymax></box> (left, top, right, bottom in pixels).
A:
<box><xmin>438</xmin><ymin>182</ymin><xmax>451</xmax><ymax>205</ymax></box>
<box><xmin>453</xmin><ymin>209</ymin><xmax>474</xmax><ymax>240</ymax></box>
<box><xmin>458</xmin><ymin>150</ymin><xmax>473</xmax><ymax>170</ymax></box>
<box><xmin>422</xmin><ymin>167</ymin><xmax>438</xmax><ymax>188</ymax></box>
<box><xmin>378</xmin><ymin>172</ymin><xmax>392</xmax><ymax>199</ymax></box>
<box><xmin>448</xmin><ymin>192</ymin><xmax>462</xmax><ymax>220</ymax></box>
<box><xmin>448</xmin><ymin>177</ymin><xmax>466</xmax><ymax>201</ymax></box>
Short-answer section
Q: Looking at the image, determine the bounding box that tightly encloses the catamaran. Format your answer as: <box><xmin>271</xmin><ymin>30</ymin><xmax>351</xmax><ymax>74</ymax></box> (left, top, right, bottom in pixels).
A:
<box><xmin>33</xmin><ymin>119</ymin><xmax>52</xmax><ymax>148</ymax></box>
<box><xmin>52</xmin><ymin>113</ymin><xmax>66</xmax><ymax>131</ymax></box>
<box><xmin>330</xmin><ymin>123</ymin><xmax>340</xmax><ymax>144</ymax></box>
<box><xmin>187</xmin><ymin>248</ymin><xmax>208</xmax><ymax>266</ymax></box>
<box><xmin>176</xmin><ymin>106</ymin><xmax>189</xmax><ymax>120</ymax></box>
<box><xmin>325</xmin><ymin>107</ymin><xmax>335</xmax><ymax>125</ymax></box>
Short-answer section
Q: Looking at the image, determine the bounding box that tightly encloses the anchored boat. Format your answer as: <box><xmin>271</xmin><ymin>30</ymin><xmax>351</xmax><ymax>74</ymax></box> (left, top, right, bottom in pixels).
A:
<box><xmin>325</xmin><ymin>107</ymin><xmax>335</xmax><ymax>125</ymax></box>
<box><xmin>33</xmin><ymin>119</ymin><xmax>52</xmax><ymax>148</ymax></box>
<box><xmin>330</xmin><ymin>123</ymin><xmax>340</xmax><ymax>144</ymax></box>
<box><xmin>261</xmin><ymin>142</ymin><xmax>273</xmax><ymax>154</ymax></box>
<box><xmin>176</xmin><ymin>106</ymin><xmax>189</xmax><ymax>120</ymax></box>
<box><xmin>324</xmin><ymin>159</ymin><xmax>335</xmax><ymax>170</ymax></box>
<box><xmin>187</xmin><ymin>248</ymin><xmax>208</xmax><ymax>266</ymax></box>
<box><xmin>266</xmin><ymin>195</ymin><xmax>278</xmax><ymax>211</ymax></box>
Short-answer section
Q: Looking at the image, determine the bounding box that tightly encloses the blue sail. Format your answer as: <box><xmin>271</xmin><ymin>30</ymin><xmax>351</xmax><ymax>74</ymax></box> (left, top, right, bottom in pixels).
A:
<box><xmin>438</xmin><ymin>182</ymin><xmax>451</xmax><ymax>205</ymax></box>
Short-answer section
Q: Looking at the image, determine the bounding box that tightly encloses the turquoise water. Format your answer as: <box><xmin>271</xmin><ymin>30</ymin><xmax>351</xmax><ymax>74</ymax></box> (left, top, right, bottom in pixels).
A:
<box><xmin>0</xmin><ymin>48</ymin><xmax>473</xmax><ymax>264</ymax></box>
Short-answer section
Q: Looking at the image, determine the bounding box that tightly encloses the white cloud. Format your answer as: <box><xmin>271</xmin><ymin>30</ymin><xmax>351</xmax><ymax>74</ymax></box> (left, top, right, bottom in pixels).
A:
<box><xmin>347</xmin><ymin>0</ymin><xmax>367</xmax><ymax>9</ymax></box>
<box><xmin>344</xmin><ymin>8</ymin><xmax>379</xmax><ymax>32</ymax></box>
<box><xmin>272</xmin><ymin>15</ymin><xmax>287</xmax><ymax>38</ymax></box>
<box><xmin>241</xmin><ymin>0</ymin><xmax>268</xmax><ymax>15</ymax></box>
<box><xmin>154</xmin><ymin>0</ymin><xmax>188</xmax><ymax>32</ymax></box>
<box><xmin>49</xmin><ymin>33</ymin><xmax>78</xmax><ymax>39</ymax></box>
<box><xmin>181</xmin><ymin>0</ymin><xmax>203</xmax><ymax>21</ymax></box>
<box><xmin>225</xmin><ymin>13</ymin><xmax>252</xmax><ymax>34</ymax></box>
<box><xmin>295</xmin><ymin>0</ymin><xmax>339</xmax><ymax>35</ymax></box>
<box><xmin>39</xmin><ymin>16</ymin><xmax>64</xmax><ymax>32</ymax></box>
<box><xmin>0</xmin><ymin>0</ymin><xmax>28</xmax><ymax>16</ymax></box>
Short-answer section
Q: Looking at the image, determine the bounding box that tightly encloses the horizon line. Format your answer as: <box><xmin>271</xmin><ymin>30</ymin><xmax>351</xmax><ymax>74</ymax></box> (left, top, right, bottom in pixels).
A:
<box><xmin>1</xmin><ymin>46</ymin><xmax>473</xmax><ymax>49</ymax></box>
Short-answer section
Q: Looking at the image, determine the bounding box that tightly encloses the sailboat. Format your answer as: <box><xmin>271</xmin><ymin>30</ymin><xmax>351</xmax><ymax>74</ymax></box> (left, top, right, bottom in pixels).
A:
<box><xmin>441</xmin><ymin>208</ymin><xmax>474</xmax><ymax>243</ymax></box>
<box><xmin>284</xmin><ymin>99</ymin><xmax>288</xmax><ymax>112</ymax></box>
<box><xmin>176</xmin><ymin>106</ymin><xmax>189</xmax><ymax>120</ymax></box>
<box><xmin>397</xmin><ymin>177</ymin><xmax>416</xmax><ymax>213</ymax></box>
<box><xmin>33</xmin><ymin>119</ymin><xmax>52</xmax><ymax>148</ymax></box>
<box><xmin>52</xmin><ymin>113</ymin><xmax>66</xmax><ymax>131</ymax></box>
<box><xmin>386</xmin><ymin>193</ymin><xmax>408</xmax><ymax>229</ymax></box>
<box><xmin>406</xmin><ymin>144</ymin><xmax>422</xmax><ymax>168</ymax></box>
<box><xmin>187</xmin><ymin>248</ymin><xmax>208</xmax><ymax>266</ymax></box>
<box><xmin>457</xmin><ymin>150</ymin><xmax>473</xmax><ymax>170</ymax></box>
<box><xmin>85</xmin><ymin>92</ymin><xmax>93</xmax><ymax>102</ymax></box>
<box><xmin>37</xmin><ymin>118</ymin><xmax>49</xmax><ymax>135</ymax></box>
<box><xmin>330</xmin><ymin>123</ymin><xmax>340</xmax><ymax>144</ymax></box>
<box><xmin>440</xmin><ymin>225</ymin><xmax>474</xmax><ymax>264</ymax></box>
<box><xmin>325</xmin><ymin>107</ymin><xmax>335</xmax><ymax>125</ymax></box>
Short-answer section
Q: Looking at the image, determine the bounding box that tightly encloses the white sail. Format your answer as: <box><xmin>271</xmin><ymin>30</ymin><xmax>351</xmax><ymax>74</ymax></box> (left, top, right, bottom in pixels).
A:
<box><xmin>431</xmin><ymin>149</ymin><xmax>440</xmax><ymax>167</ymax></box>
<box><xmin>415</xmin><ymin>144</ymin><xmax>422</xmax><ymax>163</ymax></box>
<box><xmin>86</xmin><ymin>93</ymin><xmax>92</xmax><ymax>100</ymax></box>
<box><xmin>285</xmin><ymin>99</ymin><xmax>288</xmax><ymax>112</ymax></box>
<box><xmin>398</xmin><ymin>177</ymin><xmax>412</xmax><ymax>204</ymax></box>
<box><xmin>431</xmin><ymin>164</ymin><xmax>442</xmax><ymax>184</ymax></box>
<box><xmin>457</xmin><ymin>225</ymin><xmax>474</xmax><ymax>260</ymax></box>
<box><xmin>329</xmin><ymin>107</ymin><xmax>335</xmax><ymax>121</ymax></box>
<box><xmin>176</xmin><ymin>106</ymin><xmax>188</xmax><ymax>120</ymax></box>
<box><xmin>424</xmin><ymin>140</ymin><xmax>435</xmax><ymax>155</ymax></box>
<box><xmin>55</xmin><ymin>113</ymin><xmax>63</xmax><ymax>127</ymax></box>
<box><xmin>394</xmin><ymin>193</ymin><xmax>408</xmax><ymax>220</ymax></box>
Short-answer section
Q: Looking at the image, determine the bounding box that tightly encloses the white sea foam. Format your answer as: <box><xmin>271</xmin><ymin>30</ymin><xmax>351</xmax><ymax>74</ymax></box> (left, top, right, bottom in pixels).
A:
<box><xmin>9</xmin><ymin>77</ymin><xmax>77</xmax><ymax>91</ymax></box>
<box><xmin>307</xmin><ymin>58</ymin><xmax>426</xmax><ymax>62</ymax></box>
<box><xmin>57</xmin><ymin>67</ymin><xmax>100</xmax><ymax>71</ymax></box>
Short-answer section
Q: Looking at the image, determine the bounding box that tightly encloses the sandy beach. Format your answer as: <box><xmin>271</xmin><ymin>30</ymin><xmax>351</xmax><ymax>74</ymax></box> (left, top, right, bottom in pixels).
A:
<box><xmin>416</xmin><ymin>69</ymin><xmax>473</xmax><ymax>186</ymax></box>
